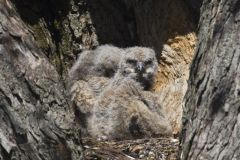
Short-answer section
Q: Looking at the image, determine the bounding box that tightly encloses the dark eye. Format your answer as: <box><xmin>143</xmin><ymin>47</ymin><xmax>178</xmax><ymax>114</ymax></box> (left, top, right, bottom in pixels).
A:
<box><xmin>145</xmin><ymin>60</ymin><xmax>152</xmax><ymax>65</ymax></box>
<box><xmin>126</xmin><ymin>59</ymin><xmax>137</xmax><ymax>65</ymax></box>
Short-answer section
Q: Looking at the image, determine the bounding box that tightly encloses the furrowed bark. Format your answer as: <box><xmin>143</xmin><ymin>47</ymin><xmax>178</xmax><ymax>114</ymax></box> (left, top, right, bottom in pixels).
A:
<box><xmin>181</xmin><ymin>0</ymin><xmax>240</xmax><ymax>159</ymax></box>
<box><xmin>0</xmin><ymin>1</ymin><xmax>82</xmax><ymax>159</ymax></box>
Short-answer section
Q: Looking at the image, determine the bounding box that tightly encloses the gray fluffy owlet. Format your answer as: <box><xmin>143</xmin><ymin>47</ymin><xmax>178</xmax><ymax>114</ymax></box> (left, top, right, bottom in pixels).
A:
<box><xmin>88</xmin><ymin>47</ymin><xmax>172</xmax><ymax>140</ymax></box>
<box><xmin>116</xmin><ymin>46</ymin><xmax>158</xmax><ymax>90</ymax></box>
<box><xmin>69</xmin><ymin>45</ymin><xmax>122</xmax><ymax>132</ymax></box>
<box><xmin>67</xmin><ymin>44</ymin><xmax>123</xmax><ymax>88</ymax></box>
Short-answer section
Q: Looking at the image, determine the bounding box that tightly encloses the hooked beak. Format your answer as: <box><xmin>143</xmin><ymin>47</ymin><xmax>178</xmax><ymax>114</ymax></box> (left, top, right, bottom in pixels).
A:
<box><xmin>136</xmin><ymin>62</ymin><xmax>144</xmax><ymax>72</ymax></box>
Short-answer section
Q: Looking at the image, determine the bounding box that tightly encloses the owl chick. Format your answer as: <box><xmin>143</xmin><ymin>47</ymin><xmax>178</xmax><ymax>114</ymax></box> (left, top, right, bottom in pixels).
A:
<box><xmin>88</xmin><ymin>47</ymin><xmax>172</xmax><ymax>140</ymax></box>
<box><xmin>67</xmin><ymin>44</ymin><xmax>123</xmax><ymax>88</ymax></box>
<box><xmin>88</xmin><ymin>79</ymin><xmax>172</xmax><ymax>140</ymax></box>
<box><xmin>116</xmin><ymin>46</ymin><xmax>158</xmax><ymax>90</ymax></box>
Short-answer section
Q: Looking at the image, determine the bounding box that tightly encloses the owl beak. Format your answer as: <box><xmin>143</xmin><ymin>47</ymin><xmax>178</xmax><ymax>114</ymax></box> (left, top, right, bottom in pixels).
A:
<box><xmin>136</xmin><ymin>62</ymin><xmax>144</xmax><ymax>72</ymax></box>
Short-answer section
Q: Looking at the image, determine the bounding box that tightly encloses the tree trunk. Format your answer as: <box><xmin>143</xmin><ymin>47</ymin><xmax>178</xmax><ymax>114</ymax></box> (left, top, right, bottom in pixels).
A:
<box><xmin>0</xmin><ymin>1</ymin><xmax>82</xmax><ymax>159</ymax></box>
<box><xmin>181</xmin><ymin>0</ymin><xmax>240</xmax><ymax>159</ymax></box>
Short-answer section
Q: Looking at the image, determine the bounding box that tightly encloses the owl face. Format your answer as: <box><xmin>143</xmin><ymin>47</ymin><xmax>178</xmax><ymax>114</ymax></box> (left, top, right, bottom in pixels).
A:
<box><xmin>119</xmin><ymin>47</ymin><xmax>158</xmax><ymax>89</ymax></box>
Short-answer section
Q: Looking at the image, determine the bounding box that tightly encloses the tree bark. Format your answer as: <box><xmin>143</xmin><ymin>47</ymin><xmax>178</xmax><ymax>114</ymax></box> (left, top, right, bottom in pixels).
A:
<box><xmin>181</xmin><ymin>0</ymin><xmax>240</xmax><ymax>159</ymax></box>
<box><xmin>0</xmin><ymin>1</ymin><xmax>82</xmax><ymax>160</ymax></box>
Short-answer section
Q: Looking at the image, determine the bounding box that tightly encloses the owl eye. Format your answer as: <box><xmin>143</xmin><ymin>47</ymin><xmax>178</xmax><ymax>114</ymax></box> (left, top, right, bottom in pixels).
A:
<box><xmin>126</xmin><ymin>59</ymin><xmax>137</xmax><ymax>65</ymax></box>
<box><xmin>145</xmin><ymin>60</ymin><xmax>153</xmax><ymax>65</ymax></box>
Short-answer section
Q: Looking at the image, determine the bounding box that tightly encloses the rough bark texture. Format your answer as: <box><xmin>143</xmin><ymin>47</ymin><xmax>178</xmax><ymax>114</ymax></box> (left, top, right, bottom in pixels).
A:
<box><xmin>0</xmin><ymin>1</ymin><xmax>82</xmax><ymax>159</ymax></box>
<box><xmin>181</xmin><ymin>0</ymin><xmax>240</xmax><ymax>159</ymax></box>
<box><xmin>11</xmin><ymin>0</ymin><xmax>100</xmax><ymax>78</ymax></box>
